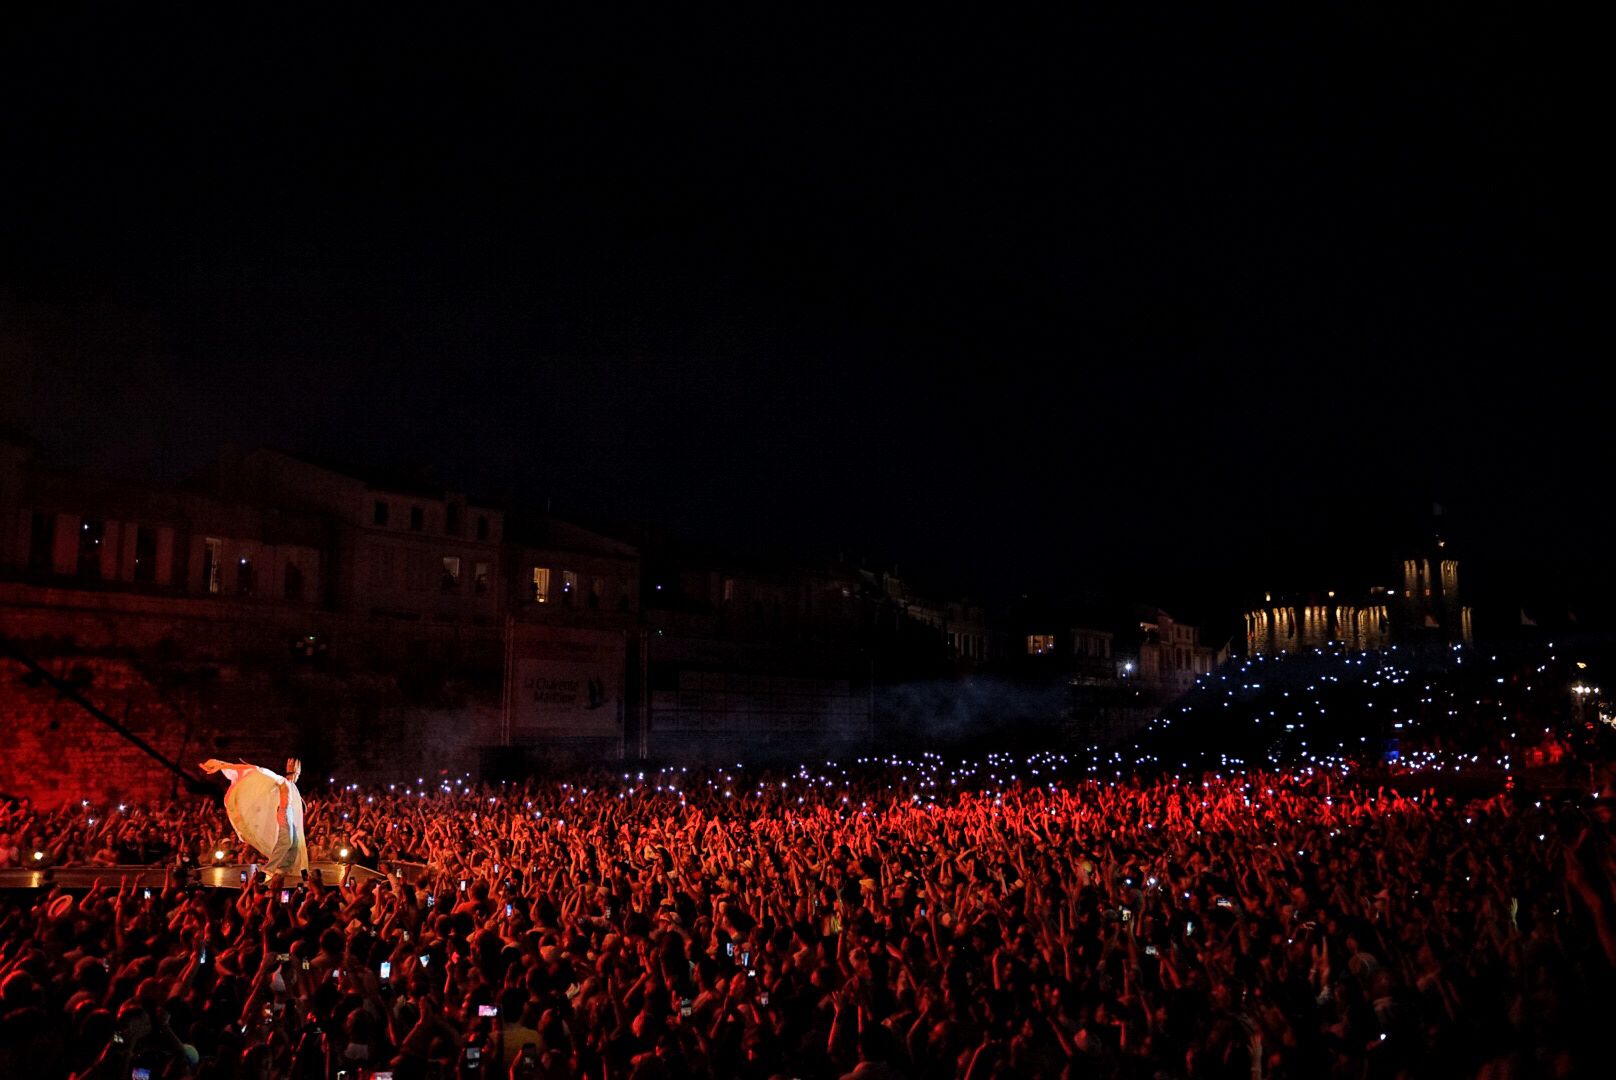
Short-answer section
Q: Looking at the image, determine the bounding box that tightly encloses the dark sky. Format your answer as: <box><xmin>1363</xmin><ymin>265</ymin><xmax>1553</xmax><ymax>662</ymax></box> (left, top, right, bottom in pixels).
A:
<box><xmin>2</xmin><ymin>6</ymin><xmax>1609</xmax><ymax>621</ymax></box>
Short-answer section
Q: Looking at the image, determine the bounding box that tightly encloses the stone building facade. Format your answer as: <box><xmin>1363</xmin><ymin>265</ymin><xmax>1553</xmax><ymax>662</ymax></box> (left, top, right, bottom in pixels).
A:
<box><xmin>0</xmin><ymin>437</ymin><xmax>983</xmax><ymax>799</ymax></box>
<box><xmin>1243</xmin><ymin>532</ymin><xmax>1475</xmax><ymax>657</ymax></box>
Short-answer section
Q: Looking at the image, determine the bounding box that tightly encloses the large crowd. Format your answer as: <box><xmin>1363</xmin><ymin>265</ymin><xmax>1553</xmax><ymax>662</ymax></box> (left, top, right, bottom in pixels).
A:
<box><xmin>3</xmin><ymin>749</ymin><xmax>1615</xmax><ymax>1079</ymax></box>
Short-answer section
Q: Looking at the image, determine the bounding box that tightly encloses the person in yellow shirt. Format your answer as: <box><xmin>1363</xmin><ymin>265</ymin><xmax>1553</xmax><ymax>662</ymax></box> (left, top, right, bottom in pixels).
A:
<box><xmin>499</xmin><ymin>994</ymin><xmax>543</xmax><ymax>1068</ymax></box>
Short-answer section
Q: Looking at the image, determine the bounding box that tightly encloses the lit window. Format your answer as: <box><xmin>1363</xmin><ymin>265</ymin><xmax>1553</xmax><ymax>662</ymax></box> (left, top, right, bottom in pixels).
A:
<box><xmin>532</xmin><ymin>567</ymin><xmax>550</xmax><ymax>602</ymax></box>
<box><xmin>473</xmin><ymin>562</ymin><xmax>490</xmax><ymax>594</ymax></box>
<box><xmin>562</xmin><ymin>570</ymin><xmax>578</xmax><ymax>606</ymax></box>
<box><xmin>441</xmin><ymin>556</ymin><xmax>461</xmax><ymax>591</ymax></box>
<box><xmin>1027</xmin><ymin>634</ymin><xmax>1056</xmax><ymax>655</ymax></box>
<box><xmin>203</xmin><ymin>538</ymin><xmax>223</xmax><ymax>594</ymax></box>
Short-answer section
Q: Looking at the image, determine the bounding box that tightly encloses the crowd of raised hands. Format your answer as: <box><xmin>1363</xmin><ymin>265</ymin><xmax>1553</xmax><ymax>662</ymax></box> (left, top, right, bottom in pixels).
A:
<box><xmin>3</xmin><ymin>750</ymin><xmax>1615</xmax><ymax>1079</ymax></box>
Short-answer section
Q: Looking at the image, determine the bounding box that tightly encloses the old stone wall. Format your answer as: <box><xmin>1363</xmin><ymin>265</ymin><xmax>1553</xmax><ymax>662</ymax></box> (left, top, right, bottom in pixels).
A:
<box><xmin>0</xmin><ymin>656</ymin><xmax>277</xmax><ymax>807</ymax></box>
<box><xmin>0</xmin><ymin>584</ymin><xmax>505</xmax><ymax>807</ymax></box>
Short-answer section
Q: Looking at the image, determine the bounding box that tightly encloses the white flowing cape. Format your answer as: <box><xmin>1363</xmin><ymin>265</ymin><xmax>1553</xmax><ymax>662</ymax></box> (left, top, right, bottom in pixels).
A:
<box><xmin>199</xmin><ymin>759</ymin><xmax>307</xmax><ymax>873</ymax></box>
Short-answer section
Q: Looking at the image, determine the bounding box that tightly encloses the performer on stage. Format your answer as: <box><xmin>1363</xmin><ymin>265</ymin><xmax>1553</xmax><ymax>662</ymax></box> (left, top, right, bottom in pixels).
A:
<box><xmin>199</xmin><ymin>756</ymin><xmax>308</xmax><ymax>884</ymax></box>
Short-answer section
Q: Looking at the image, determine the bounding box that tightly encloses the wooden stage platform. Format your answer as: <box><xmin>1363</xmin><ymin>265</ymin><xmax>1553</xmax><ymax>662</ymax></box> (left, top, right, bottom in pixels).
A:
<box><xmin>0</xmin><ymin>861</ymin><xmax>428</xmax><ymax>891</ymax></box>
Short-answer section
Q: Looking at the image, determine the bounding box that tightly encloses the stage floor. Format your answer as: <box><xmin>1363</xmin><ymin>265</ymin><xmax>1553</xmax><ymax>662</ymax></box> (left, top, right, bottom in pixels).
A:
<box><xmin>0</xmin><ymin>861</ymin><xmax>426</xmax><ymax>891</ymax></box>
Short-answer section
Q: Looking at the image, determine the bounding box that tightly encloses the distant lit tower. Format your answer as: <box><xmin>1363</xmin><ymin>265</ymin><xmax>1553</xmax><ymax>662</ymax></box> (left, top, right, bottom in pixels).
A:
<box><xmin>1399</xmin><ymin>503</ymin><xmax>1472</xmax><ymax>645</ymax></box>
<box><xmin>1243</xmin><ymin>504</ymin><xmax>1474</xmax><ymax>658</ymax></box>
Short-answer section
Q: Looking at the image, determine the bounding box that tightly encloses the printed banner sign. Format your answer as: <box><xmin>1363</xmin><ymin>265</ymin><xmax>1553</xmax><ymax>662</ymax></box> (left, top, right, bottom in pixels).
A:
<box><xmin>507</xmin><ymin>627</ymin><xmax>625</xmax><ymax>738</ymax></box>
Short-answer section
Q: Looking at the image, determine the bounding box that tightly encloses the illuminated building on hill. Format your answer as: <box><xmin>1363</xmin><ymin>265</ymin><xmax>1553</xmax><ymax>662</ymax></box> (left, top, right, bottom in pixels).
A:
<box><xmin>1244</xmin><ymin>518</ymin><xmax>1474</xmax><ymax>657</ymax></box>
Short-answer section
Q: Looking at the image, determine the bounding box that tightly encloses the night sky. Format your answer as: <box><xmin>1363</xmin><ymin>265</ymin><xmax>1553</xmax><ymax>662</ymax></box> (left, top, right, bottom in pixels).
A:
<box><xmin>2</xmin><ymin>7</ymin><xmax>1608</xmax><ymax>623</ymax></box>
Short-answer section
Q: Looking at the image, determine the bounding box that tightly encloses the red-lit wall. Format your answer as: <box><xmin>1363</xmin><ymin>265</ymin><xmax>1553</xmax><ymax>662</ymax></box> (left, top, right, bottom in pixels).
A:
<box><xmin>0</xmin><ymin>657</ymin><xmax>259</xmax><ymax>807</ymax></box>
